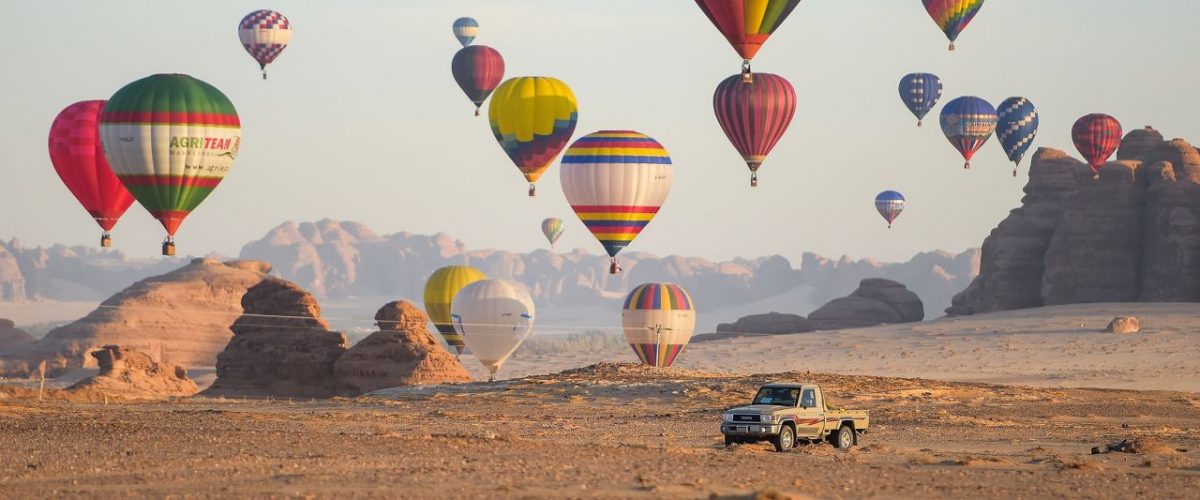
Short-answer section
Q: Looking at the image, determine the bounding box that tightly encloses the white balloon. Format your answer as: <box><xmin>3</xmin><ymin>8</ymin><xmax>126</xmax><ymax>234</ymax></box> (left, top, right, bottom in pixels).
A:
<box><xmin>451</xmin><ymin>279</ymin><xmax>535</xmax><ymax>379</ymax></box>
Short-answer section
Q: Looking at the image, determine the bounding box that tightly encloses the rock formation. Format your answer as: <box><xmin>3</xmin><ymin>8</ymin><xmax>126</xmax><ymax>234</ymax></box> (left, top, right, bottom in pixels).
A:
<box><xmin>0</xmin><ymin>259</ymin><xmax>277</xmax><ymax>377</ymax></box>
<box><xmin>715</xmin><ymin>312</ymin><xmax>816</xmax><ymax>336</ymax></box>
<box><xmin>1105</xmin><ymin>316</ymin><xmax>1142</xmax><ymax>334</ymax></box>
<box><xmin>333</xmin><ymin>301</ymin><xmax>471</xmax><ymax>395</ymax></box>
<box><xmin>0</xmin><ymin>243</ymin><xmax>26</xmax><ymax>301</ymax></box>
<box><xmin>807</xmin><ymin>279</ymin><xmax>924</xmax><ymax>330</ymax></box>
<box><xmin>67</xmin><ymin>345</ymin><xmax>197</xmax><ymax>399</ymax></box>
<box><xmin>0</xmin><ymin>319</ymin><xmax>34</xmax><ymax>351</ymax></box>
<box><xmin>949</xmin><ymin>127</ymin><xmax>1200</xmax><ymax>315</ymax></box>
<box><xmin>203</xmin><ymin>279</ymin><xmax>347</xmax><ymax>399</ymax></box>
<box><xmin>0</xmin><ymin>238</ymin><xmax>180</xmax><ymax>302</ymax></box>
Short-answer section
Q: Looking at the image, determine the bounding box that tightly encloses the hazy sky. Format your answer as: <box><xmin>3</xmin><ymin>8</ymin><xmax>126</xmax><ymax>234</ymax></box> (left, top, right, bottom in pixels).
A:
<box><xmin>2</xmin><ymin>1</ymin><xmax>1197</xmax><ymax>264</ymax></box>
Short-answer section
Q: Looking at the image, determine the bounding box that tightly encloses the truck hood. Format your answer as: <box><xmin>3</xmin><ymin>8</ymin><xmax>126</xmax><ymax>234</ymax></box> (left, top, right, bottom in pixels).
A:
<box><xmin>728</xmin><ymin>404</ymin><xmax>792</xmax><ymax>414</ymax></box>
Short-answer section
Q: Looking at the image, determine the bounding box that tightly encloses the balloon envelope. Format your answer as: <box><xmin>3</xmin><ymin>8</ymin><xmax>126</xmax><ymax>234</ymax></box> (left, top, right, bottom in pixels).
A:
<box><xmin>695</xmin><ymin>0</ymin><xmax>801</xmax><ymax>71</ymax></box>
<box><xmin>923</xmin><ymin>0</ymin><xmax>985</xmax><ymax>50</ymax></box>
<box><xmin>48</xmin><ymin>100</ymin><xmax>135</xmax><ymax>242</ymax></box>
<box><xmin>622</xmin><ymin>283</ymin><xmax>696</xmax><ymax>368</ymax></box>
<box><xmin>452</xmin><ymin>279</ymin><xmax>535</xmax><ymax>378</ymax></box>
<box><xmin>99</xmin><ymin>74</ymin><xmax>241</xmax><ymax>249</ymax></box>
<box><xmin>875</xmin><ymin>190</ymin><xmax>906</xmax><ymax>228</ymax></box>
<box><xmin>488</xmin><ymin>77</ymin><xmax>578</xmax><ymax>194</ymax></box>
<box><xmin>898</xmin><ymin>73</ymin><xmax>942</xmax><ymax>126</ymax></box>
<box><xmin>939</xmin><ymin>96</ymin><xmax>996</xmax><ymax>168</ymax></box>
<box><xmin>1072</xmin><ymin>114</ymin><xmax>1122</xmax><ymax>174</ymax></box>
<box><xmin>452</xmin><ymin>17</ymin><xmax>479</xmax><ymax>46</ymax></box>
<box><xmin>713</xmin><ymin>72</ymin><xmax>796</xmax><ymax>186</ymax></box>
<box><xmin>238</xmin><ymin>10</ymin><xmax>291</xmax><ymax>78</ymax></box>
<box><xmin>560</xmin><ymin>131</ymin><xmax>672</xmax><ymax>273</ymax></box>
<box><xmin>541</xmin><ymin>218</ymin><xmax>564</xmax><ymax>247</ymax></box>
<box><xmin>423</xmin><ymin>265</ymin><xmax>487</xmax><ymax>355</ymax></box>
<box><xmin>452</xmin><ymin>46</ymin><xmax>505</xmax><ymax>115</ymax></box>
<box><xmin>996</xmin><ymin>97</ymin><xmax>1039</xmax><ymax>175</ymax></box>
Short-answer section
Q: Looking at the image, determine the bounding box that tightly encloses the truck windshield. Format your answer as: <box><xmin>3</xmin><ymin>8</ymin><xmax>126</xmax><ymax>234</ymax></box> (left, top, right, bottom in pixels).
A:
<box><xmin>753</xmin><ymin>387</ymin><xmax>799</xmax><ymax>407</ymax></box>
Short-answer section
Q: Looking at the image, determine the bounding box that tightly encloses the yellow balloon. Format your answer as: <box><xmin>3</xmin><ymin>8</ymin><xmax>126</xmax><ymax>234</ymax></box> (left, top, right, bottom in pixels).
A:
<box><xmin>488</xmin><ymin>76</ymin><xmax>578</xmax><ymax>195</ymax></box>
<box><xmin>423</xmin><ymin>265</ymin><xmax>487</xmax><ymax>354</ymax></box>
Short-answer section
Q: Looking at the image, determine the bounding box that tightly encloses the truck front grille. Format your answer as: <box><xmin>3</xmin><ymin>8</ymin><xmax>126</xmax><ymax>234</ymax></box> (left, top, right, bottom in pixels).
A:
<box><xmin>732</xmin><ymin>414</ymin><xmax>760</xmax><ymax>423</ymax></box>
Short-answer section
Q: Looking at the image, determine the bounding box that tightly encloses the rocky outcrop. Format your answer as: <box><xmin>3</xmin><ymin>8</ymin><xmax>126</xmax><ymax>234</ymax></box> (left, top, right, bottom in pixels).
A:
<box><xmin>1105</xmin><ymin>317</ymin><xmax>1141</xmax><ymax>334</ymax></box>
<box><xmin>203</xmin><ymin>280</ymin><xmax>347</xmax><ymax>399</ymax></box>
<box><xmin>0</xmin><ymin>259</ymin><xmax>277</xmax><ymax>377</ymax></box>
<box><xmin>0</xmin><ymin>243</ymin><xmax>26</xmax><ymax>301</ymax></box>
<box><xmin>333</xmin><ymin>301</ymin><xmax>471</xmax><ymax>395</ymax></box>
<box><xmin>0</xmin><ymin>239</ymin><xmax>179</xmax><ymax>302</ymax></box>
<box><xmin>0</xmin><ymin>319</ymin><xmax>34</xmax><ymax>351</ymax></box>
<box><xmin>67</xmin><ymin>345</ymin><xmax>197</xmax><ymax>399</ymax></box>
<box><xmin>949</xmin><ymin>127</ymin><xmax>1200</xmax><ymax>315</ymax></box>
<box><xmin>715</xmin><ymin>312</ymin><xmax>816</xmax><ymax>335</ymax></box>
<box><xmin>808</xmin><ymin>279</ymin><xmax>924</xmax><ymax>330</ymax></box>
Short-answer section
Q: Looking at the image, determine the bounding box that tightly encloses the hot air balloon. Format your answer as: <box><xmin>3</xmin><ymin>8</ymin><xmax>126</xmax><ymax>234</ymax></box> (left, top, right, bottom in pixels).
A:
<box><xmin>875</xmin><ymin>191</ymin><xmax>906</xmax><ymax>229</ymax></box>
<box><xmin>996</xmin><ymin>97</ymin><xmax>1039</xmax><ymax>177</ymax></box>
<box><xmin>238</xmin><ymin>10</ymin><xmax>291</xmax><ymax>79</ymax></box>
<box><xmin>898</xmin><ymin>73</ymin><xmax>943</xmax><ymax>126</ymax></box>
<box><xmin>923</xmin><ymin>0</ymin><xmax>985</xmax><ymax>51</ymax></box>
<box><xmin>561</xmin><ymin>131</ymin><xmax>672</xmax><ymax>274</ymax></box>
<box><xmin>1072</xmin><ymin>114</ymin><xmax>1122</xmax><ymax>178</ymax></box>
<box><xmin>99</xmin><ymin>74</ymin><xmax>241</xmax><ymax>256</ymax></box>
<box><xmin>713</xmin><ymin>72</ymin><xmax>796</xmax><ymax>187</ymax></box>
<box><xmin>489</xmin><ymin>77</ymin><xmax>578</xmax><ymax>196</ymax></box>
<box><xmin>451</xmin><ymin>46</ymin><xmax>505</xmax><ymax>116</ymax></box>
<box><xmin>695</xmin><ymin>0</ymin><xmax>802</xmax><ymax>82</ymax></box>
<box><xmin>48</xmin><ymin>101</ymin><xmax>136</xmax><ymax>248</ymax></box>
<box><xmin>423</xmin><ymin>265</ymin><xmax>487</xmax><ymax>355</ymax></box>
<box><xmin>452</xmin><ymin>279</ymin><xmax>535</xmax><ymax>381</ymax></box>
<box><xmin>541</xmin><ymin>218</ymin><xmax>564</xmax><ymax>249</ymax></box>
<box><xmin>622</xmin><ymin>283</ymin><xmax>696</xmax><ymax>368</ymax></box>
<box><xmin>452</xmin><ymin>17</ymin><xmax>479</xmax><ymax>47</ymax></box>
<box><xmin>939</xmin><ymin>96</ymin><xmax>996</xmax><ymax>169</ymax></box>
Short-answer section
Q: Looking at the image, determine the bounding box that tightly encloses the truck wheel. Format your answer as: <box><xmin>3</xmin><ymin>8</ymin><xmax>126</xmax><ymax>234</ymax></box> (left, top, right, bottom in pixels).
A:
<box><xmin>724</xmin><ymin>435</ymin><xmax>734</xmax><ymax>447</ymax></box>
<box><xmin>772</xmin><ymin>425</ymin><xmax>795</xmax><ymax>452</ymax></box>
<box><xmin>834</xmin><ymin>425</ymin><xmax>855</xmax><ymax>451</ymax></box>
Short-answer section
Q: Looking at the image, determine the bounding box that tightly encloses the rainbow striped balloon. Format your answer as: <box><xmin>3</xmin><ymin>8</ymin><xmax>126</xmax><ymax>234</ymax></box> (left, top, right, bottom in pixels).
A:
<box><xmin>922</xmin><ymin>0</ymin><xmax>985</xmax><ymax>51</ymax></box>
<box><xmin>622</xmin><ymin>283</ymin><xmax>696</xmax><ymax>368</ymax></box>
<box><xmin>560</xmin><ymin>131</ymin><xmax>672</xmax><ymax>274</ymax></box>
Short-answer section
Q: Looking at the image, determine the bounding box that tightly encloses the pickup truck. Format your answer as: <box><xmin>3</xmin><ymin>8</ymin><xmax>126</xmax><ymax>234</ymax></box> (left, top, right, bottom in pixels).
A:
<box><xmin>720</xmin><ymin>383</ymin><xmax>869</xmax><ymax>452</ymax></box>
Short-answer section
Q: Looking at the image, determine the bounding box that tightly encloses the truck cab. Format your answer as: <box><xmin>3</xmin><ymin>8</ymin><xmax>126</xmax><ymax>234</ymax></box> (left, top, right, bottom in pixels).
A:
<box><xmin>720</xmin><ymin>383</ymin><xmax>869</xmax><ymax>452</ymax></box>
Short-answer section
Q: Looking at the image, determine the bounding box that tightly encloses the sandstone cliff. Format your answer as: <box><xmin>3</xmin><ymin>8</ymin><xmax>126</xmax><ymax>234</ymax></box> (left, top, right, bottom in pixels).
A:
<box><xmin>333</xmin><ymin>301</ymin><xmax>471</xmax><ymax>395</ymax></box>
<box><xmin>949</xmin><ymin>127</ymin><xmax>1200</xmax><ymax>315</ymax></box>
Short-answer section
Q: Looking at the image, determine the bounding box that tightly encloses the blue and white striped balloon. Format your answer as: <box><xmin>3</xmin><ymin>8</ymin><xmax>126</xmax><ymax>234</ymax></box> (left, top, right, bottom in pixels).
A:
<box><xmin>453</xmin><ymin>17</ymin><xmax>479</xmax><ymax>47</ymax></box>
<box><xmin>898</xmin><ymin>73</ymin><xmax>943</xmax><ymax>126</ymax></box>
<box><xmin>996</xmin><ymin>97</ymin><xmax>1039</xmax><ymax>177</ymax></box>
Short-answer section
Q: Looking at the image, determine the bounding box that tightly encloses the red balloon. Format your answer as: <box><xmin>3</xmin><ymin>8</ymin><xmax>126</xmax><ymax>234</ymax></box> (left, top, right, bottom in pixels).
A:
<box><xmin>48</xmin><ymin>101</ymin><xmax>135</xmax><ymax>246</ymax></box>
<box><xmin>713</xmin><ymin>73</ymin><xmax>797</xmax><ymax>187</ymax></box>
<box><xmin>1071</xmin><ymin>114</ymin><xmax>1122</xmax><ymax>174</ymax></box>
<box><xmin>451</xmin><ymin>45</ymin><xmax>505</xmax><ymax>116</ymax></box>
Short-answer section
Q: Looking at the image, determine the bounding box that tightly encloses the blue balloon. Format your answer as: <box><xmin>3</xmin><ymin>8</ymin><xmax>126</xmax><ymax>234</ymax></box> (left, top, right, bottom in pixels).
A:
<box><xmin>939</xmin><ymin>96</ymin><xmax>997</xmax><ymax>169</ymax></box>
<box><xmin>898</xmin><ymin>73</ymin><xmax>942</xmax><ymax>126</ymax></box>
<box><xmin>875</xmin><ymin>191</ymin><xmax>906</xmax><ymax>228</ymax></box>
<box><xmin>996</xmin><ymin>97</ymin><xmax>1039</xmax><ymax>177</ymax></box>
<box><xmin>453</xmin><ymin>17</ymin><xmax>479</xmax><ymax>47</ymax></box>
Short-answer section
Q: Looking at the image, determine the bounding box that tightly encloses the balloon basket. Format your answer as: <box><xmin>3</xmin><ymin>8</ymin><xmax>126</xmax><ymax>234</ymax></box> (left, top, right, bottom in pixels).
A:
<box><xmin>474</xmin><ymin>107</ymin><xmax>481</xmax><ymax>117</ymax></box>
<box><xmin>528</xmin><ymin>184</ymin><xmax>536</xmax><ymax>197</ymax></box>
<box><xmin>609</xmin><ymin>259</ymin><xmax>619</xmax><ymax>274</ymax></box>
<box><xmin>741</xmin><ymin>60</ymin><xmax>753</xmax><ymax>84</ymax></box>
<box><xmin>750</xmin><ymin>173</ymin><xmax>758</xmax><ymax>187</ymax></box>
<box><xmin>917</xmin><ymin>121</ymin><xmax>923</xmax><ymax>127</ymax></box>
<box><xmin>100</xmin><ymin>233</ymin><xmax>112</xmax><ymax>248</ymax></box>
<box><xmin>949</xmin><ymin>43</ymin><xmax>956</xmax><ymax>52</ymax></box>
<box><xmin>964</xmin><ymin>162</ymin><xmax>971</xmax><ymax>170</ymax></box>
<box><xmin>162</xmin><ymin>239</ymin><xmax>176</xmax><ymax>257</ymax></box>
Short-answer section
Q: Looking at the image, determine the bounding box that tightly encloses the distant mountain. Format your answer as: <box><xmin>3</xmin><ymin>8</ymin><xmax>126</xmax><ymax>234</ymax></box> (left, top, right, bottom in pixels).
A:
<box><xmin>238</xmin><ymin>219</ymin><xmax>980</xmax><ymax>320</ymax></box>
<box><xmin>0</xmin><ymin>239</ymin><xmax>180</xmax><ymax>302</ymax></box>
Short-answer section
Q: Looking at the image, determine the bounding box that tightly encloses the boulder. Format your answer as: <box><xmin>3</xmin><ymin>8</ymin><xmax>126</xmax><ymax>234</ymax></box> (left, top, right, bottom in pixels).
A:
<box><xmin>67</xmin><ymin>345</ymin><xmax>197</xmax><ymax>399</ymax></box>
<box><xmin>333</xmin><ymin>301</ymin><xmax>471</xmax><ymax>395</ymax></box>
<box><xmin>203</xmin><ymin>280</ymin><xmax>347</xmax><ymax>399</ymax></box>
<box><xmin>0</xmin><ymin>259</ymin><xmax>278</xmax><ymax>377</ymax></box>
<box><xmin>1105</xmin><ymin>316</ymin><xmax>1142</xmax><ymax>334</ymax></box>
<box><xmin>716</xmin><ymin>312</ymin><xmax>816</xmax><ymax>335</ymax></box>
<box><xmin>0</xmin><ymin>318</ymin><xmax>34</xmax><ymax>351</ymax></box>
<box><xmin>808</xmin><ymin>279</ymin><xmax>924</xmax><ymax>330</ymax></box>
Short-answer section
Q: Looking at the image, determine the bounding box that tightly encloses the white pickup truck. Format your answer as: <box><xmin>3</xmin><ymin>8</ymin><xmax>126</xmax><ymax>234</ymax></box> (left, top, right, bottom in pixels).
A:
<box><xmin>720</xmin><ymin>383</ymin><xmax>870</xmax><ymax>452</ymax></box>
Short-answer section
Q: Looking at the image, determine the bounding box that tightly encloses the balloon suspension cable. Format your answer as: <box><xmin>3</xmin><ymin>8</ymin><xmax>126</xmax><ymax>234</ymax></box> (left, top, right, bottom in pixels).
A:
<box><xmin>528</xmin><ymin>183</ymin><xmax>536</xmax><ymax>197</ymax></box>
<box><xmin>101</xmin><ymin>232</ymin><xmax>112</xmax><ymax>248</ymax></box>
<box><xmin>741</xmin><ymin>60</ymin><xmax>753</xmax><ymax>84</ymax></box>
<box><xmin>750</xmin><ymin>172</ymin><xmax>759</xmax><ymax>187</ymax></box>
<box><xmin>609</xmin><ymin>258</ymin><xmax>619</xmax><ymax>275</ymax></box>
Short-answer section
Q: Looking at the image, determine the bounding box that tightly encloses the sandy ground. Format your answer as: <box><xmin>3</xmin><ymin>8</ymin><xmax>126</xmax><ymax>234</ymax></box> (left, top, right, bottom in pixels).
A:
<box><xmin>492</xmin><ymin>303</ymin><xmax>1200</xmax><ymax>392</ymax></box>
<box><xmin>1</xmin><ymin>364</ymin><xmax>1198</xmax><ymax>498</ymax></box>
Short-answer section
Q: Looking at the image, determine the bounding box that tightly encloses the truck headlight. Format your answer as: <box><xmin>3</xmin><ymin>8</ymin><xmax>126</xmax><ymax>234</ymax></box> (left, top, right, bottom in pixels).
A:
<box><xmin>760</xmin><ymin>415</ymin><xmax>775</xmax><ymax>423</ymax></box>
<box><xmin>723</xmin><ymin>413</ymin><xmax>735</xmax><ymax>422</ymax></box>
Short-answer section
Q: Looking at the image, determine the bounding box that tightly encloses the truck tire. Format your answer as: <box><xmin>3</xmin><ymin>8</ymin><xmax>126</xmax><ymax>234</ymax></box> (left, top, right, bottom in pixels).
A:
<box><xmin>834</xmin><ymin>425</ymin><xmax>855</xmax><ymax>451</ymax></box>
<box><xmin>772</xmin><ymin>425</ymin><xmax>795</xmax><ymax>452</ymax></box>
<box><xmin>725</xmin><ymin>435</ymin><xmax>734</xmax><ymax>447</ymax></box>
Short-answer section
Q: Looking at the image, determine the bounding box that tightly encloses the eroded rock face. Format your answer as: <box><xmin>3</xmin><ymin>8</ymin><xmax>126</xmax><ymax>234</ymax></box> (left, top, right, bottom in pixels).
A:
<box><xmin>715</xmin><ymin>312</ymin><xmax>816</xmax><ymax>335</ymax></box>
<box><xmin>203</xmin><ymin>280</ymin><xmax>347</xmax><ymax>399</ymax></box>
<box><xmin>333</xmin><ymin>301</ymin><xmax>471</xmax><ymax>395</ymax></box>
<box><xmin>67</xmin><ymin>345</ymin><xmax>198</xmax><ymax>399</ymax></box>
<box><xmin>949</xmin><ymin>128</ymin><xmax>1200</xmax><ymax>315</ymax></box>
<box><xmin>808</xmin><ymin>279</ymin><xmax>924</xmax><ymax>330</ymax></box>
<box><xmin>0</xmin><ymin>259</ymin><xmax>277</xmax><ymax>377</ymax></box>
<box><xmin>0</xmin><ymin>319</ymin><xmax>34</xmax><ymax>351</ymax></box>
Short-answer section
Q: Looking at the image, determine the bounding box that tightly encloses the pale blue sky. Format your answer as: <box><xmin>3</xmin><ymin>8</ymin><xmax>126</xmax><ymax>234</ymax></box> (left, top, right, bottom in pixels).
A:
<box><xmin>2</xmin><ymin>1</ymin><xmax>1196</xmax><ymax>263</ymax></box>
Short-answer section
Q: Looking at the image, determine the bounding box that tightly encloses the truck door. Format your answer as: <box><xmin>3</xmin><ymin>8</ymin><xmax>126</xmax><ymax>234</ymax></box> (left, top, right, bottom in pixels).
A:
<box><xmin>795</xmin><ymin>387</ymin><xmax>822</xmax><ymax>438</ymax></box>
